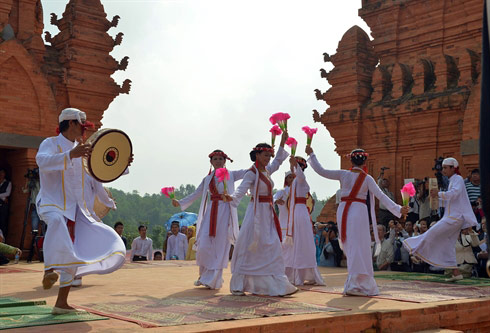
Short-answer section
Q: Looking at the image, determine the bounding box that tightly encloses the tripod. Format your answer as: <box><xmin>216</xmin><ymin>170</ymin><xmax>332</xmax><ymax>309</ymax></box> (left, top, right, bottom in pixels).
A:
<box><xmin>19</xmin><ymin>177</ymin><xmax>44</xmax><ymax>262</ymax></box>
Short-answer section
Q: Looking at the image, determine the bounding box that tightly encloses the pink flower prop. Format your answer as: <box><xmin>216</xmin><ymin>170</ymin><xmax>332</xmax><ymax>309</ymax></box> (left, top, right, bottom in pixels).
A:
<box><xmin>302</xmin><ymin>126</ymin><xmax>318</xmax><ymax>145</ymax></box>
<box><xmin>400</xmin><ymin>182</ymin><xmax>416</xmax><ymax>206</ymax></box>
<box><xmin>215</xmin><ymin>168</ymin><xmax>230</xmax><ymax>192</ymax></box>
<box><xmin>269</xmin><ymin>112</ymin><xmax>291</xmax><ymax>131</ymax></box>
<box><xmin>285</xmin><ymin>137</ymin><xmax>298</xmax><ymax>156</ymax></box>
<box><xmin>161</xmin><ymin>187</ymin><xmax>175</xmax><ymax>199</ymax></box>
<box><xmin>269</xmin><ymin>125</ymin><xmax>282</xmax><ymax>146</ymax></box>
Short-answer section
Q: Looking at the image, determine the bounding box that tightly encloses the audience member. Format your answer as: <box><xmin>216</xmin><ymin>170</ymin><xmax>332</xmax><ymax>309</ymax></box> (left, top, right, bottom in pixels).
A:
<box><xmin>447</xmin><ymin>228</ymin><xmax>480</xmax><ymax>277</ymax></box>
<box><xmin>405</xmin><ymin>221</ymin><xmax>414</xmax><ymax>237</ymax></box>
<box><xmin>318</xmin><ymin>223</ymin><xmax>342</xmax><ymax>267</ymax></box>
<box><xmin>185</xmin><ymin>226</ymin><xmax>196</xmax><ymax>260</ymax></box>
<box><xmin>376</xmin><ymin>224</ymin><xmax>394</xmax><ymax>271</ymax></box>
<box><xmin>153</xmin><ymin>251</ymin><xmax>163</xmax><ymax>260</ymax></box>
<box><xmin>465</xmin><ymin>169</ymin><xmax>480</xmax><ymax>204</ymax></box>
<box><xmin>114</xmin><ymin>222</ymin><xmax>127</xmax><ymax>248</ymax></box>
<box><xmin>377</xmin><ymin>169</ymin><xmax>396</xmax><ymax>227</ymax></box>
<box><xmin>130</xmin><ymin>225</ymin><xmax>153</xmax><ymax>261</ymax></box>
<box><xmin>165</xmin><ymin>221</ymin><xmax>187</xmax><ymax>260</ymax></box>
<box><xmin>391</xmin><ymin>221</ymin><xmax>411</xmax><ymax>272</ymax></box>
<box><xmin>0</xmin><ymin>168</ymin><xmax>11</xmax><ymax>237</ymax></box>
<box><xmin>419</xmin><ymin>219</ymin><xmax>428</xmax><ymax>234</ymax></box>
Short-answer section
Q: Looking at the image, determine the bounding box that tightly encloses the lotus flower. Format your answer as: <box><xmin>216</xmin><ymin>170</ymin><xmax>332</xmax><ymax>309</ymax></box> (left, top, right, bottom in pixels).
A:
<box><xmin>215</xmin><ymin>168</ymin><xmax>230</xmax><ymax>192</ymax></box>
<box><xmin>285</xmin><ymin>137</ymin><xmax>298</xmax><ymax>156</ymax></box>
<box><xmin>269</xmin><ymin>112</ymin><xmax>291</xmax><ymax>131</ymax></box>
<box><xmin>400</xmin><ymin>182</ymin><xmax>416</xmax><ymax>206</ymax></box>
<box><xmin>302</xmin><ymin>126</ymin><xmax>318</xmax><ymax>145</ymax></box>
<box><xmin>269</xmin><ymin>125</ymin><xmax>282</xmax><ymax>146</ymax></box>
<box><xmin>161</xmin><ymin>187</ymin><xmax>176</xmax><ymax>199</ymax></box>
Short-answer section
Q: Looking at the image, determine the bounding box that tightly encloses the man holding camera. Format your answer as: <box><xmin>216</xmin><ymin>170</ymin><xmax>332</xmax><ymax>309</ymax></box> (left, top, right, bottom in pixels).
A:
<box><xmin>377</xmin><ymin>167</ymin><xmax>395</xmax><ymax>228</ymax></box>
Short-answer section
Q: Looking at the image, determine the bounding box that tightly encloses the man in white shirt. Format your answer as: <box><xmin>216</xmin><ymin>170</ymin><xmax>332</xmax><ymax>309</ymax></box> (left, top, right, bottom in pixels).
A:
<box><xmin>165</xmin><ymin>222</ymin><xmax>187</xmax><ymax>260</ymax></box>
<box><xmin>0</xmin><ymin>168</ymin><xmax>12</xmax><ymax>237</ymax></box>
<box><xmin>36</xmin><ymin>108</ymin><xmax>126</xmax><ymax>314</ymax></box>
<box><xmin>131</xmin><ymin>225</ymin><xmax>153</xmax><ymax>261</ymax></box>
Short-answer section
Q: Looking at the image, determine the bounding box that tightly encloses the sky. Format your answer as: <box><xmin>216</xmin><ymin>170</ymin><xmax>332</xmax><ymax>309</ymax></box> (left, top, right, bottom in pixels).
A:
<box><xmin>41</xmin><ymin>0</ymin><xmax>371</xmax><ymax>200</ymax></box>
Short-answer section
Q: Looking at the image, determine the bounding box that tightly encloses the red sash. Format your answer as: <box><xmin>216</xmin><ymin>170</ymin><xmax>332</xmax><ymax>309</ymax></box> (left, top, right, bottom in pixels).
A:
<box><xmin>208</xmin><ymin>177</ymin><xmax>221</xmax><ymax>237</ymax></box>
<box><xmin>340</xmin><ymin>171</ymin><xmax>367</xmax><ymax>243</ymax></box>
<box><xmin>249</xmin><ymin>167</ymin><xmax>282</xmax><ymax>242</ymax></box>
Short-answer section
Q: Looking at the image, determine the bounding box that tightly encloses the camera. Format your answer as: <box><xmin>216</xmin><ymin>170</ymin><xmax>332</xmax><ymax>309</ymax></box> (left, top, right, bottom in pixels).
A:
<box><xmin>24</xmin><ymin>168</ymin><xmax>39</xmax><ymax>180</ymax></box>
<box><xmin>380</xmin><ymin>167</ymin><xmax>390</xmax><ymax>171</ymax></box>
<box><xmin>432</xmin><ymin>157</ymin><xmax>448</xmax><ymax>191</ymax></box>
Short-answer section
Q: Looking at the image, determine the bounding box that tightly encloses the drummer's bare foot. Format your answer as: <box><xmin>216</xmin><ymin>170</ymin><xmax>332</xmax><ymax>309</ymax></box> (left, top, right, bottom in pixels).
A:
<box><xmin>42</xmin><ymin>270</ymin><xmax>59</xmax><ymax>290</ymax></box>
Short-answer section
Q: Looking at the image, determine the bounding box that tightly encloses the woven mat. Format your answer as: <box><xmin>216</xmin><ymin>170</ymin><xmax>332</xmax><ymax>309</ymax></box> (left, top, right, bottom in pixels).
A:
<box><xmin>121</xmin><ymin>261</ymin><xmax>196</xmax><ymax>269</ymax></box>
<box><xmin>375</xmin><ymin>272</ymin><xmax>490</xmax><ymax>286</ymax></box>
<box><xmin>79</xmin><ymin>294</ymin><xmax>348</xmax><ymax>328</ymax></box>
<box><xmin>0</xmin><ymin>297</ymin><xmax>107</xmax><ymax>330</ymax></box>
<box><xmin>303</xmin><ymin>280</ymin><xmax>490</xmax><ymax>303</ymax></box>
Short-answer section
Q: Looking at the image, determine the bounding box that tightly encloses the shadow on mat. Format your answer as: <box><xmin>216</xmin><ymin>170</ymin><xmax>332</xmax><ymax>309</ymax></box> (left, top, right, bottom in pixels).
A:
<box><xmin>326</xmin><ymin>295</ymin><xmax>377</xmax><ymax>311</ymax></box>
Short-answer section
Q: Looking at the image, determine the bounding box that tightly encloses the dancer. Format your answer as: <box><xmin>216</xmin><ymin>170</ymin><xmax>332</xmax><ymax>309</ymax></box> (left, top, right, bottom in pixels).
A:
<box><xmin>282</xmin><ymin>156</ymin><xmax>325</xmax><ymax>286</ymax></box>
<box><xmin>36</xmin><ymin>108</ymin><xmax>126</xmax><ymax>314</ymax></box>
<box><xmin>226</xmin><ymin>130</ymin><xmax>298</xmax><ymax>296</ymax></box>
<box><xmin>305</xmin><ymin>146</ymin><xmax>407</xmax><ymax>296</ymax></box>
<box><xmin>403</xmin><ymin>157</ymin><xmax>478</xmax><ymax>281</ymax></box>
<box><xmin>274</xmin><ymin>171</ymin><xmax>295</xmax><ymax>240</ymax></box>
<box><xmin>172</xmin><ymin>150</ymin><xmax>246</xmax><ymax>289</ymax></box>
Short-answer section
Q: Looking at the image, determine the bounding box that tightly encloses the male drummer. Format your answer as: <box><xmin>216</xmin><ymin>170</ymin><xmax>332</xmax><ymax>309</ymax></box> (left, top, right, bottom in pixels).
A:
<box><xmin>36</xmin><ymin>108</ymin><xmax>127</xmax><ymax>314</ymax></box>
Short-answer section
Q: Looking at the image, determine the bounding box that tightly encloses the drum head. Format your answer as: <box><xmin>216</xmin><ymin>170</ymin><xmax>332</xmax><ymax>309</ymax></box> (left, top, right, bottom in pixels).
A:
<box><xmin>85</xmin><ymin>129</ymin><xmax>132</xmax><ymax>183</ymax></box>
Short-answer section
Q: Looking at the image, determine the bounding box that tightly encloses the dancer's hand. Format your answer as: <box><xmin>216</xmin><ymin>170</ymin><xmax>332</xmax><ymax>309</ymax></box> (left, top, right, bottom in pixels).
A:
<box><xmin>289</xmin><ymin>155</ymin><xmax>297</xmax><ymax>167</ymax></box>
<box><xmin>222</xmin><ymin>194</ymin><xmax>233</xmax><ymax>202</ymax></box>
<box><xmin>171</xmin><ymin>199</ymin><xmax>180</xmax><ymax>207</ymax></box>
<box><xmin>279</xmin><ymin>129</ymin><xmax>289</xmax><ymax>147</ymax></box>
<box><xmin>305</xmin><ymin>145</ymin><xmax>313</xmax><ymax>156</ymax></box>
<box><xmin>400</xmin><ymin>206</ymin><xmax>409</xmax><ymax>217</ymax></box>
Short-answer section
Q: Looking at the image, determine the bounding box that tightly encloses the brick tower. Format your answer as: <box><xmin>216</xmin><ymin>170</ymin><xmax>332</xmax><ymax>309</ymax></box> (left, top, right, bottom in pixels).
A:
<box><xmin>0</xmin><ymin>0</ymin><xmax>130</xmax><ymax>249</ymax></box>
<box><xmin>315</xmin><ymin>0</ymin><xmax>482</xmax><ymax>222</ymax></box>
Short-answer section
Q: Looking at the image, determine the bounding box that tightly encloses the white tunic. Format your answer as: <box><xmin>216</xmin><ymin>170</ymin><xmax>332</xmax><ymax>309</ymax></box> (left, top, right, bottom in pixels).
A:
<box><xmin>229</xmin><ymin>147</ymin><xmax>297</xmax><ymax>296</ymax></box>
<box><xmin>282</xmin><ymin>166</ymin><xmax>325</xmax><ymax>285</ymax></box>
<box><xmin>308</xmin><ymin>153</ymin><xmax>401</xmax><ymax>295</ymax></box>
<box><xmin>84</xmin><ymin>174</ymin><xmax>116</xmax><ymax>222</ymax></box>
<box><xmin>178</xmin><ymin>169</ymin><xmax>247</xmax><ymax>288</ymax></box>
<box><xmin>274</xmin><ymin>187</ymin><xmax>290</xmax><ymax>240</ymax></box>
<box><xmin>403</xmin><ymin>174</ymin><xmax>478</xmax><ymax>268</ymax></box>
<box><xmin>36</xmin><ymin>134</ymin><xmax>126</xmax><ymax>282</ymax></box>
<box><xmin>165</xmin><ymin>233</ymin><xmax>188</xmax><ymax>260</ymax></box>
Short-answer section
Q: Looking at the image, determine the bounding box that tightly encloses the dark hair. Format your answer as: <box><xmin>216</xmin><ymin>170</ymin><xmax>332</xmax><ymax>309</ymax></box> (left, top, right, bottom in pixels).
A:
<box><xmin>350</xmin><ymin>148</ymin><xmax>367</xmax><ymax>166</ymax></box>
<box><xmin>171</xmin><ymin>221</ymin><xmax>180</xmax><ymax>226</ymax></box>
<box><xmin>114</xmin><ymin>221</ymin><xmax>124</xmax><ymax>228</ymax></box>
<box><xmin>59</xmin><ymin>120</ymin><xmax>71</xmax><ymax>133</ymax></box>
<box><xmin>295</xmin><ymin>156</ymin><xmax>307</xmax><ymax>170</ymax></box>
<box><xmin>250</xmin><ymin>143</ymin><xmax>272</xmax><ymax>162</ymax></box>
<box><xmin>138</xmin><ymin>225</ymin><xmax>146</xmax><ymax>231</ymax></box>
<box><xmin>471</xmin><ymin>169</ymin><xmax>480</xmax><ymax>175</ymax></box>
<box><xmin>210</xmin><ymin>150</ymin><xmax>224</xmax><ymax>161</ymax></box>
<box><xmin>153</xmin><ymin>251</ymin><xmax>162</xmax><ymax>258</ymax></box>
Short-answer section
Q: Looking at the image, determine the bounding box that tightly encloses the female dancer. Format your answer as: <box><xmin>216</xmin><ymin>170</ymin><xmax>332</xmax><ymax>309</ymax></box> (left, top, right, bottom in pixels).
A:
<box><xmin>274</xmin><ymin>171</ymin><xmax>295</xmax><ymax>240</ymax></box>
<box><xmin>172</xmin><ymin>150</ymin><xmax>246</xmax><ymax>289</ymax></box>
<box><xmin>283</xmin><ymin>156</ymin><xmax>325</xmax><ymax>286</ymax></box>
<box><xmin>305</xmin><ymin>146</ymin><xmax>407</xmax><ymax>296</ymax></box>
<box><xmin>226</xmin><ymin>130</ymin><xmax>297</xmax><ymax>296</ymax></box>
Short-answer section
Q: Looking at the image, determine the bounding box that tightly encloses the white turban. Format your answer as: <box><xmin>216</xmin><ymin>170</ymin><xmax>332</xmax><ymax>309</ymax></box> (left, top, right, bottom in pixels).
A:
<box><xmin>285</xmin><ymin>171</ymin><xmax>292</xmax><ymax>177</ymax></box>
<box><xmin>59</xmin><ymin>108</ymin><xmax>86</xmax><ymax>124</ymax></box>
<box><xmin>442</xmin><ymin>157</ymin><xmax>459</xmax><ymax>168</ymax></box>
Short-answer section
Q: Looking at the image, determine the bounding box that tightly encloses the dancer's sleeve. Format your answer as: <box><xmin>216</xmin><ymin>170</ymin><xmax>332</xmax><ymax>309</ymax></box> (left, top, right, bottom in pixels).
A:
<box><xmin>274</xmin><ymin>189</ymin><xmax>285</xmax><ymax>203</ymax></box>
<box><xmin>230</xmin><ymin>171</ymin><xmax>254</xmax><ymax>207</ymax></box>
<box><xmin>294</xmin><ymin>165</ymin><xmax>306</xmax><ymax>183</ymax></box>
<box><xmin>179</xmin><ymin>178</ymin><xmax>205</xmax><ymax>211</ymax></box>
<box><xmin>367</xmin><ymin>176</ymin><xmax>402</xmax><ymax>218</ymax></box>
<box><xmin>267</xmin><ymin>146</ymin><xmax>289</xmax><ymax>175</ymax></box>
<box><xmin>36</xmin><ymin>139</ymin><xmax>73</xmax><ymax>172</ymax></box>
<box><xmin>231</xmin><ymin>169</ymin><xmax>248</xmax><ymax>181</ymax></box>
<box><xmin>307</xmin><ymin>153</ymin><xmax>343</xmax><ymax>180</ymax></box>
<box><xmin>94</xmin><ymin>181</ymin><xmax>116</xmax><ymax>209</ymax></box>
<box><xmin>439</xmin><ymin>176</ymin><xmax>464</xmax><ymax>201</ymax></box>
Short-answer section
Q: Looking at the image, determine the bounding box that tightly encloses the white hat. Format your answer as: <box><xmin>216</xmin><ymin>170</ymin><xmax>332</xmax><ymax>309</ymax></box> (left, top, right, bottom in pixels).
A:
<box><xmin>285</xmin><ymin>171</ymin><xmax>292</xmax><ymax>177</ymax></box>
<box><xmin>59</xmin><ymin>108</ymin><xmax>86</xmax><ymax>124</ymax></box>
<box><xmin>442</xmin><ymin>157</ymin><xmax>459</xmax><ymax>168</ymax></box>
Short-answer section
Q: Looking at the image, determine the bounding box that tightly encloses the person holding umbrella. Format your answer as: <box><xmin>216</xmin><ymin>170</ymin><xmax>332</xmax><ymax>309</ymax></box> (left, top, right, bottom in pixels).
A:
<box><xmin>172</xmin><ymin>150</ymin><xmax>247</xmax><ymax>289</ymax></box>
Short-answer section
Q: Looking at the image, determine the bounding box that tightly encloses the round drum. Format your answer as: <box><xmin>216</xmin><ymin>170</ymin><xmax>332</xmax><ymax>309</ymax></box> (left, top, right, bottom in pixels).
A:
<box><xmin>83</xmin><ymin>129</ymin><xmax>132</xmax><ymax>183</ymax></box>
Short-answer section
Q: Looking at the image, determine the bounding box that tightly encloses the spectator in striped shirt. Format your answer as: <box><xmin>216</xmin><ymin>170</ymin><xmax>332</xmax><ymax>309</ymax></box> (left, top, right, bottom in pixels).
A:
<box><xmin>465</xmin><ymin>169</ymin><xmax>480</xmax><ymax>204</ymax></box>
